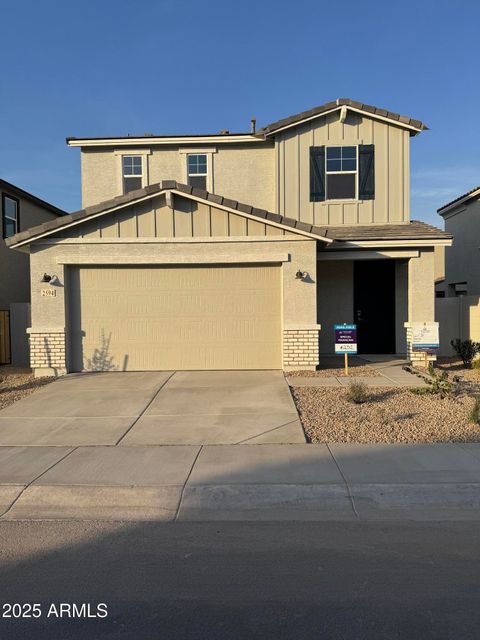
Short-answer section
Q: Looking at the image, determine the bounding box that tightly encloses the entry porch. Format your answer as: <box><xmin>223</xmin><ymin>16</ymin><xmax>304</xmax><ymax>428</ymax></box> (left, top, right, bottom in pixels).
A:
<box><xmin>316</xmin><ymin>247</ymin><xmax>436</xmax><ymax>361</ymax></box>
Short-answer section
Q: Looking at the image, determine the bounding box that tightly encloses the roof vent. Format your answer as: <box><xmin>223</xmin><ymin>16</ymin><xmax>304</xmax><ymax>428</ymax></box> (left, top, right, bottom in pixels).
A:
<box><xmin>219</xmin><ymin>129</ymin><xmax>230</xmax><ymax>134</ymax></box>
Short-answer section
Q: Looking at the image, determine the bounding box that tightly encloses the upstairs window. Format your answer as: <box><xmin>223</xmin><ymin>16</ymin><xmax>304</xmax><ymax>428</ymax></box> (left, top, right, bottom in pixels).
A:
<box><xmin>187</xmin><ymin>154</ymin><xmax>208</xmax><ymax>190</ymax></box>
<box><xmin>2</xmin><ymin>194</ymin><xmax>19</xmax><ymax>238</ymax></box>
<box><xmin>310</xmin><ymin>144</ymin><xmax>374</xmax><ymax>202</ymax></box>
<box><xmin>325</xmin><ymin>146</ymin><xmax>357</xmax><ymax>199</ymax></box>
<box><xmin>122</xmin><ymin>156</ymin><xmax>143</xmax><ymax>194</ymax></box>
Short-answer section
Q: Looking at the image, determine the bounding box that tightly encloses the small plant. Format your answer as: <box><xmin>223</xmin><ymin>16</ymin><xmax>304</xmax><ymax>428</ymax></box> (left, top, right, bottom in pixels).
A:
<box><xmin>346</xmin><ymin>380</ymin><xmax>369</xmax><ymax>404</ymax></box>
<box><xmin>468</xmin><ymin>395</ymin><xmax>480</xmax><ymax>425</ymax></box>
<box><xmin>411</xmin><ymin>364</ymin><xmax>452</xmax><ymax>398</ymax></box>
<box><xmin>450</xmin><ymin>339</ymin><xmax>480</xmax><ymax>368</ymax></box>
<box><xmin>472</xmin><ymin>358</ymin><xmax>480</xmax><ymax>370</ymax></box>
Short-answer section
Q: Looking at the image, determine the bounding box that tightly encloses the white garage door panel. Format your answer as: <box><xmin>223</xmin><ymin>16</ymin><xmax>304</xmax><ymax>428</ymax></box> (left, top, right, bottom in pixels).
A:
<box><xmin>69</xmin><ymin>265</ymin><xmax>282</xmax><ymax>371</ymax></box>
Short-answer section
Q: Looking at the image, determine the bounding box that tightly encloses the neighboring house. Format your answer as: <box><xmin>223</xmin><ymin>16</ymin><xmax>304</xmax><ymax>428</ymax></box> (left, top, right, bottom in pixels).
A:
<box><xmin>7</xmin><ymin>99</ymin><xmax>452</xmax><ymax>376</ymax></box>
<box><xmin>437</xmin><ymin>186</ymin><xmax>480</xmax><ymax>296</ymax></box>
<box><xmin>435</xmin><ymin>187</ymin><xmax>480</xmax><ymax>355</ymax></box>
<box><xmin>0</xmin><ymin>180</ymin><xmax>65</xmax><ymax>365</ymax></box>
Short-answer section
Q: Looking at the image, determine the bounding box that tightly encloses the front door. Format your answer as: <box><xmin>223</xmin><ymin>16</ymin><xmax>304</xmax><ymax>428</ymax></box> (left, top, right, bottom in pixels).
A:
<box><xmin>353</xmin><ymin>260</ymin><xmax>396</xmax><ymax>354</ymax></box>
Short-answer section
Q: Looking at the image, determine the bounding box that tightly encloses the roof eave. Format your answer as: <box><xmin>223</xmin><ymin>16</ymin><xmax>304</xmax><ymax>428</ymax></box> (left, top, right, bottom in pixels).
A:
<box><xmin>66</xmin><ymin>134</ymin><xmax>267</xmax><ymax>147</ymax></box>
<box><xmin>261</xmin><ymin>105</ymin><xmax>426</xmax><ymax>137</ymax></box>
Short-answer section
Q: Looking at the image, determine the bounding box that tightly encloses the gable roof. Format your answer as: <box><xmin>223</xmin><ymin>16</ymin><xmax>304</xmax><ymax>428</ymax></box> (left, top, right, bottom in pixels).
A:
<box><xmin>438</xmin><ymin>185</ymin><xmax>480</xmax><ymax>215</ymax></box>
<box><xmin>259</xmin><ymin>98</ymin><xmax>427</xmax><ymax>136</ymax></box>
<box><xmin>0</xmin><ymin>179</ymin><xmax>65</xmax><ymax>216</ymax></box>
<box><xmin>5</xmin><ymin>181</ymin><xmax>333</xmax><ymax>248</ymax></box>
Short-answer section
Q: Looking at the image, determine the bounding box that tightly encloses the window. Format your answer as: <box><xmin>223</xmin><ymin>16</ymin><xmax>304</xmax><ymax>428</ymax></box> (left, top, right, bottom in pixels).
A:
<box><xmin>187</xmin><ymin>154</ymin><xmax>208</xmax><ymax>189</ymax></box>
<box><xmin>2</xmin><ymin>194</ymin><xmax>19</xmax><ymax>238</ymax></box>
<box><xmin>122</xmin><ymin>156</ymin><xmax>143</xmax><ymax>193</ymax></box>
<box><xmin>325</xmin><ymin>146</ymin><xmax>357</xmax><ymax>200</ymax></box>
<box><xmin>310</xmin><ymin>144</ymin><xmax>374</xmax><ymax>202</ymax></box>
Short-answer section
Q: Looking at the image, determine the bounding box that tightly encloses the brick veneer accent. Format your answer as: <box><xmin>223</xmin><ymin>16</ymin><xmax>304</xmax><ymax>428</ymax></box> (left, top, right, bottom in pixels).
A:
<box><xmin>405</xmin><ymin>325</ymin><xmax>437</xmax><ymax>365</ymax></box>
<box><xmin>29</xmin><ymin>332</ymin><xmax>66</xmax><ymax>370</ymax></box>
<box><xmin>283</xmin><ymin>328</ymin><xmax>319</xmax><ymax>369</ymax></box>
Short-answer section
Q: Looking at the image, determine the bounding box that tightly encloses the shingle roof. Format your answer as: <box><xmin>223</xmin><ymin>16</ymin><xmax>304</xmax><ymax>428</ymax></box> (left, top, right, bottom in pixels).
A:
<box><xmin>259</xmin><ymin>98</ymin><xmax>427</xmax><ymax>135</ymax></box>
<box><xmin>323</xmin><ymin>220</ymin><xmax>452</xmax><ymax>242</ymax></box>
<box><xmin>6</xmin><ymin>180</ymin><xmax>449</xmax><ymax>248</ymax></box>
<box><xmin>5</xmin><ymin>181</ymin><xmax>333</xmax><ymax>246</ymax></box>
<box><xmin>0</xmin><ymin>179</ymin><xmax>65</xmax><ymax>216</ymax></box>
<box><xmin>437</xmin><ymin>186</ymin><xmax>480</xmax><ymax>213</ymax></box>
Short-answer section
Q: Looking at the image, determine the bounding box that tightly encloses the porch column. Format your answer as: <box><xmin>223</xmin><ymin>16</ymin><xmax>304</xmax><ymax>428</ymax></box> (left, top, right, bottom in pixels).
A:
<box><xmin>405</xmin><ymin>248</ymin><xmax>436</xmax><ymax>364</ymax></box>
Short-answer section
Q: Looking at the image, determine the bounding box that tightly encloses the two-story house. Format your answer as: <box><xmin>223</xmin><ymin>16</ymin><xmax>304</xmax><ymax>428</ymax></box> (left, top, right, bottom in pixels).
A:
<box><xmin>0</xmin><ymin>179</ymin><xmax>64</xmax><ymax>365</ymax></box>
<box><xmin>7</xmin><ymin>99</ymin><xmax>452</xmax><ymax>376</ymax></box>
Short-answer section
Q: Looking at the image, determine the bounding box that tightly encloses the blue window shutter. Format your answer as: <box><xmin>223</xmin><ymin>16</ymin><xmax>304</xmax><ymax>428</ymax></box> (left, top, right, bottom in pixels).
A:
<box><xmin>359</xmin><ymin>144</ymin><xmax>375</xmax><ymax>200</ymax></box>
<box><xmin>310</xmin><ymin>146</ymin><xmax>325</xmax><ymax>202</ymax></box>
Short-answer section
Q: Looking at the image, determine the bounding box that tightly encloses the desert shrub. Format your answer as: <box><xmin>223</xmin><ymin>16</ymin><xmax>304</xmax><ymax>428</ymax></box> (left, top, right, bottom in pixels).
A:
<box><xmin>468</xmin><ymin>395</ymin><xmax>480</xmax><ymax>425</ymax></box>
<box><xmin>472</xmin><ymin>358</ymin><xmax>480</xmax><ymax>370</ymax></box>
<box><xmin>450</xmin><ymin>339</ymin><xmax>480</xmax><ymax>368</ymax></box>
<box><xmin>411</xmin><ymin>364</ymin><xmax>452</xmax><ymax>399</ymax></box>
<box><xmin>346</xmin><ymin>381</ymin><xmax>369</xmax><ymax>404</ymax></box>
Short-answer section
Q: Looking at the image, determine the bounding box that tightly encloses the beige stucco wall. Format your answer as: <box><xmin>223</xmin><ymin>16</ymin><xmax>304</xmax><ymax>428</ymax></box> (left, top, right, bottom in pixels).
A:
<box><xmin>408</xmin><ymin>249</ymin><xmax>435</xmax><ymax>322</ymax></box>
<box><xmin>276</xmin><ymin>110</ymin><xmax>411</xmax><ymax>226</ymax></box>
<box><xmin>442</xmin><ymin>200</ymin><xmax>480</xmax><ymax>295</ymax></box>
<box><xmin>317</xmin><ymin>260</ymin><xmax>353</xmax><ymax>354</ymax></box>
<box><xmin>28</xmin><ymin>234</ymin><xmax>318</xmax><ymax>374</ymax></box>
<box><xmin>80</xmin><ymin>142</ymin><xmax>275</xmax><ymax>211</ymax></box>
<box><xmin>0</xmin><ymin>190</ymin><xmax>61</xmax><ymax>309</ymax></box>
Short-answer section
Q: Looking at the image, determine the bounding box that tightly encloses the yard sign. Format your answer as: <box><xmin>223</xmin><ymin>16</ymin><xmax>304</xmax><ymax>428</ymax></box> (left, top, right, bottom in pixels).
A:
<box><xmin>334</xmin><ymin>323</ymin><xmax>357</xmax><ymax>376</ymax></box>
<box><xmin>411</xmin><ymin>322</ymin><xmax>439</xmax><ymax>368</ymax></box>
<box><xmin>334</xmin><ymin>324</ymin><xmax>357</xmax><ymax>355</ymax></box>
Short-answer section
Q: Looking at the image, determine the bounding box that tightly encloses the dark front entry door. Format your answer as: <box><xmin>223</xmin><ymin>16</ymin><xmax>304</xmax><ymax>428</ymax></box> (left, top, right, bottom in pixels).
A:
<box><xmin>353</xmin><ymin>260</ymin><xmax>396</xmax><ymax>354</ymax></box>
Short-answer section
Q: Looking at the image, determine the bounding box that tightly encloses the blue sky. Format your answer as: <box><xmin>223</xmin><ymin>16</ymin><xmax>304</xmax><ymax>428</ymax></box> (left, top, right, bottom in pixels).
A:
<box><xmin>1</xmin><ymin>0</ymin><xmax>479</xmax><ymax>226</ymax></box>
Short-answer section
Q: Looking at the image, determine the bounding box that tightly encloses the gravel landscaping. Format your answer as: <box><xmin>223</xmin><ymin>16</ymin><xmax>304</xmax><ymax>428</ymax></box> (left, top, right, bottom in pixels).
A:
<box><xmin>287</xmin><ymin>357</ymin><xmax>379</xmax><ymax>378</ymax></box>
<box><xmin>0</xmin><ymin>367</ymin><xmax>54</xmax><ymax>411</ymax></box>
<box><xmin>292</xmin><ymin>386</ymin><xmax>480</xmax><ymax>444</ymax></box>
<box><xmin>435</xmin><ymin>357</ymin><xmax>480</xmax><ymax>384</ymax></box>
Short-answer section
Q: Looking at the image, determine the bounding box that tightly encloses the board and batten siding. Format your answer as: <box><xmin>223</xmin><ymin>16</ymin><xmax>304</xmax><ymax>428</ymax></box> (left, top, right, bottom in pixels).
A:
<box><xmin>53</xmin><ymin>195</ymin><xmax>301</xmax><ymax>240</ymax></box>
<box><xmin>275</xmin><ymin>111</ymin><xmax>410</xmax><ymax>226</ymax></box>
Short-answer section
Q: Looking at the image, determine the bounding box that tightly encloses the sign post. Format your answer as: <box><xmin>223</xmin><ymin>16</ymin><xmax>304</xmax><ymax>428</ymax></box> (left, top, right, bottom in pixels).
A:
<box><xmin>334</xmin><ymin>324</ymin><xmax>357</xmax><ymax>376</ymax></box>
<box><xmin>411</xmin><ymin>322</ymin><xmax>439</xmax><ymax>368</ymax></box>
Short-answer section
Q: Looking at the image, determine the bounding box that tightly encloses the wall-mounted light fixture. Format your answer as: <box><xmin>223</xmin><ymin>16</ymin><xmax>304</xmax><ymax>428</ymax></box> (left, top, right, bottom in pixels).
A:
<box><xmin>40</xmin><ymin>273</ymin><xmax>60</xmax><ymax>286</ymax></box>
<box><xmin>296</xmin><ymin>270</ymin><xmax>308</xmax><ymax>280</ymax></box>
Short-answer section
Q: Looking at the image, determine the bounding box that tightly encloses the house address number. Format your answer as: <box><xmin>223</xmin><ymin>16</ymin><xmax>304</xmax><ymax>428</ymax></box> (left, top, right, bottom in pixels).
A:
<box><xmin>41</xmin><ymin>289</ymin><xmax>56</xmax><ymax>297</ymax></box>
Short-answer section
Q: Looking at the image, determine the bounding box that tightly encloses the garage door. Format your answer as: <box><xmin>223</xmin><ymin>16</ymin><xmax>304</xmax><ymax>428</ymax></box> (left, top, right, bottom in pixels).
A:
<box><xmin>68</xmin><ymin>265</ymin><xmax>282</xmax><ymax>371</ymax></box>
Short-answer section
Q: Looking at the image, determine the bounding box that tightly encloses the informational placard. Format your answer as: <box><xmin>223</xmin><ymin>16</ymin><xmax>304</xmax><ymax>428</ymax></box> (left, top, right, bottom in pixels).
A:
<box><xmin>334</xmin><ymin>324</ymin><xmax>357</xmax><ymax>355</ymax></box>
<box><xmin>411</xmin><ymin>322</ymin><xmax>439</xmax><ymax>354</ymax></box>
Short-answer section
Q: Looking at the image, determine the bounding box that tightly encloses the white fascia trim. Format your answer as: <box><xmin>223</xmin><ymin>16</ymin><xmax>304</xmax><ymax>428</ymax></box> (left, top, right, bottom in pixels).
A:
<box><xmin>439</xmin><ymin>200</ymin><xmax>477</xmax><ymax>218</ymax></box>
<box><xmin>45</xmin><ymin>236</ymin><xmax>299</xmax><ymax>245</ymax></box>
<box><xmin>332</xmin><ymin>239</ymin><xmax>452</xmax><ymax>248</ymax></box>
<box><xmin>68</xmin><ymin>135</ymin><xmax>264</xmax><ymax>147</ymax></box>
<box><xmin>56</xmin><ymin>254</ymin><xmax>290</xmax><ymax>265</ymax></box>
<box><xmin>264</xmin><ymin>106</ymin><xmax>423</xmax><ymax>137</ymax></box>
<box><xmin>317</xmin><ymin>249</ymin><xmax>420</xmax><ymax>260</ymax></box>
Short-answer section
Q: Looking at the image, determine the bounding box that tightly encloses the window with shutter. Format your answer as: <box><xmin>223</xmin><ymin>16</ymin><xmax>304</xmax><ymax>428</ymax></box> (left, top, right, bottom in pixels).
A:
<box><xmin>358</xmin><ymin>144</ymin><xmax>375</xmax><ymax>200</ymax></box>
<box><xmin>310</xmin><ymin>146</ymin><xmax>325</xmax><ymax>201</ymax></box>
<box><xmin>325</xmin><ymin>146</ymin><xmax>357</xmax><ymax>200</ymax></box>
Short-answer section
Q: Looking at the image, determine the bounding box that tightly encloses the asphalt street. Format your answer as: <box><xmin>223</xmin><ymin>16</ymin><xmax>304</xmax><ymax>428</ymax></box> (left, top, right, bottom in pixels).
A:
<box><xmin>0</xmin><ymin>520</ymin><xmax>479</xmax><ymax>639</ymax></box>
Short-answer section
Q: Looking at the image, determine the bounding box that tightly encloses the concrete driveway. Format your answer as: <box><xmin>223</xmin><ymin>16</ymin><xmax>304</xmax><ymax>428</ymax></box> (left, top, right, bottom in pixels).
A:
<box><xmin>0</xmin><ymin>371</ymin><xmax>305</xmax><ymax>446</ymax></box>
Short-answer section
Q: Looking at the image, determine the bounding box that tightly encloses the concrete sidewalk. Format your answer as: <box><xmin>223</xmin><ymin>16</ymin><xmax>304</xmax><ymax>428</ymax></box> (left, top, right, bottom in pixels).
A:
<box><xmin>288</xmin><ymin>357</ymin><xmax>428</xmax><ymax>388</ymax></box>
<box><xmin>1</xmin><ymin>443</ymin><xmax>480</xmax><ymax>522</ymax></box>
